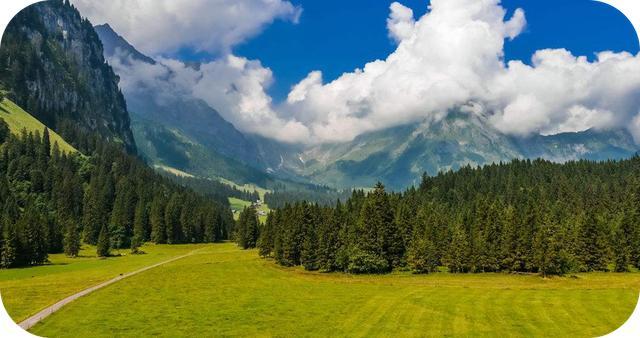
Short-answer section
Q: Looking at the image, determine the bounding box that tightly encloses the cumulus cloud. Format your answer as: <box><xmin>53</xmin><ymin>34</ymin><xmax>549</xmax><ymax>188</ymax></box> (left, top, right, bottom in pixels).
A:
<box><xmin>71</xmin><ymin>0</ymin><xmax>301</xmax><ymax>55</ymax></box>
<box><xmin>109</xmin><ymin>51</ymin><xmax>310</xmax><ymax>143</ymax></box>
<box><xmin>78</xmin><ymin>0</ymin><xmax>640</xmax><ymax>145</ymax></box>
<box><xmin>282</xmin><ymin>0</ymin><xmax>640</xmax><ymax>144</ymax></box>
<box><xmin>284</xmin><ymin>0</ymin><xmax>527</xmax><ymax>143</ymax></box>
<box><xmin>387</xmin><ymin>2</ymin><xmax>415</xmax><ymax>43</ymax></box>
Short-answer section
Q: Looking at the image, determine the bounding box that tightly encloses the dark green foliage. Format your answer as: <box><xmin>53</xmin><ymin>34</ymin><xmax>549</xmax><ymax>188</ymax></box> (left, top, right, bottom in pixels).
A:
<box><xmin>63</xmin><ymin>218</ymin><xmax>80</xmax><ymax>257</ymax></box>
<box><xmin>0</xmin><ymin>118</ymin><xmax>9</xmax><ymax>144</ymax></box>
<box><xmin>407</xmin><ymin>237</ymin><xmax>438</xmax><ymax>274</ymax></box>
<box><xmin>259</xmin><ymin>157</ymin><xmax>640</xmax><ymax>276</ymax></box>
<box><xmin>131</xmin><ymin>199</ymin><xmax>148</xmax><ymax>253</ymax></box>
<box><xmin>96</xmin><ymin>224</ymin><xmax>110</xmax><ymax>257</ymax></box>
<box><xmin>0</xmin><ymin>0</ymin><xmax>136</xmax><ymax>152</ymax></box>
<box><xmin>0</xmin><ymin>125</ymin><xmax>232</xmax><ymax>267</ymax></box>
<box><xmin>235</xmin><ymin>207</ymin><xmax>259</xmax><ymax>249</ymax></box>
<box><xmin>257</xmin><ymin>212</ymin><xmax>275</xmax><ymax>257</ymax></box>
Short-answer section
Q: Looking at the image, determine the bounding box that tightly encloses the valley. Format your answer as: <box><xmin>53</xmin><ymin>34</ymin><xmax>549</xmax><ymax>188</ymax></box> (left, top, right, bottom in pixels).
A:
<box><xmin>0</xmin><ymin>1</ymin><xmax>639</xmax><ymax>337</ymax></box>
<box><xmin>2</xmin><ymin>243</ymin><xmax>635</xmax><ymax>337</ymax></box>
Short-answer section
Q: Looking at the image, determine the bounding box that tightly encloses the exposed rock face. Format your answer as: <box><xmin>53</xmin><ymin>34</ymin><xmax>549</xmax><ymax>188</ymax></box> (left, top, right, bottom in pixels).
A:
<box><xmin>0</xmin><ymin>0</ymin><xmax>136</xmax><ymax>152</ymax></box>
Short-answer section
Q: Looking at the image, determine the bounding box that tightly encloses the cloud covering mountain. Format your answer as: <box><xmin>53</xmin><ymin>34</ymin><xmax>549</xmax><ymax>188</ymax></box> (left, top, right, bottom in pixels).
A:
<box><xmin>71</xmin><ymin>0</ymin><xmax>301</xmax><ymax>55</ymax></box>
<box><xmin>73</xmin><ymin>0</ymin><xmax>640</xmax><ymax>146</ymax></box>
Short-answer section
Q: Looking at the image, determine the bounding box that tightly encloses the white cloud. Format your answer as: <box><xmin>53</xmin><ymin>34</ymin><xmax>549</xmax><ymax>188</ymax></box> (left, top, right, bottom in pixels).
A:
<box><xmin>108</xmin><ymin>51</ymin><xmax>310</xmax><ymax>143</ymax></box>
<box><xmin>71</xmin><ymin>0</ymin><xmax>301</xmax><ymax>55</ymax></box>
<box><xmin>387</xmin><ymin>2</ymin><xmax>415</xmax><ymax>43</ymax></box>
<box><xmin>80</xmin><ymin>0</ymin><xmax>640</xmax><ymax>145</ymax></box>
<box><xmin>281</xmin><ymin>0</ymin><xmax>640</xmax><ymax>144</ymax></box>
<box><xmin>284</xmin><ymin>0</ymin><xmax>527</xmax><ymax>143</ymax></box>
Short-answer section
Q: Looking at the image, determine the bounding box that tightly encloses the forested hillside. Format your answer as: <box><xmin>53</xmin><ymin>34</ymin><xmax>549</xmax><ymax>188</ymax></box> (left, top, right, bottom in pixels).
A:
<box><xmin>0</xmin><ymin>0</ymin><xmax>136</xmax><ymax>152</ymax></box>
<box><xmin>0</xmin><ymin>112</ymin><xmax>233</xmax><ymax>268</ymax></box>
<box><xmin>252</xmin><ymin>158</ymin><xmax>640</xmax><ymax>276</ymax></box>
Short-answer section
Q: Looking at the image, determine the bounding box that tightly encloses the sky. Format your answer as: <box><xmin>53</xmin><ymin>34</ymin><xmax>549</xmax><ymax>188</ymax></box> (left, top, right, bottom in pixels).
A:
<box><xmin>71</xmin><ymin>0</ymin><xmax>640</xmax><ymax>145</ymax></box>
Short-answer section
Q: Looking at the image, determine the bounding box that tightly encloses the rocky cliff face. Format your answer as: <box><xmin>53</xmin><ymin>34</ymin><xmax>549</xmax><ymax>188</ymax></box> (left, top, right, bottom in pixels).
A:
<box><xmin>0</xmin><ymin>0</ymin><xmax>136</xmax><ymax>152</ymax></box>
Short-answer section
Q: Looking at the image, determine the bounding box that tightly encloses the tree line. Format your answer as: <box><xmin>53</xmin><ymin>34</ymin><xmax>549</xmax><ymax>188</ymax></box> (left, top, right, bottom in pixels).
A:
<box><xmin>248</xmin><ymin>158</ymin><xmax>640</xmax><ymax>276</ymax></box>
<box><xmin>0</xmin><ymin>118</ymin><xmax>234</xmax><ymax>268</ymax></box>
<box><xmin>170</xmin><ymin>175</ymin><xmax>260</xmax><ymax>205</ymax></box>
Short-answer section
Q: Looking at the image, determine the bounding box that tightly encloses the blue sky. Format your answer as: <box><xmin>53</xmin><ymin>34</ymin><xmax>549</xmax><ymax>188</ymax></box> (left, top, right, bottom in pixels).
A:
<box><xmin>216</xmin><ymin>0</ymin><xmax>639</xmax><ymax>102</ymax></box>
<box><xmin>78</xmin><ymin>0</ymin><xmax>640</xmax><ymax>144</ymax></box>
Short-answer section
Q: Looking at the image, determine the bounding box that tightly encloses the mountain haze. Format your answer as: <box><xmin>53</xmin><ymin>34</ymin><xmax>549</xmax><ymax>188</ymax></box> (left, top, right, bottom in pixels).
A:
<box><xmin>93</xmin><ymin>21</ymin><xmax>639</xmax><ymax>191</ymax></box>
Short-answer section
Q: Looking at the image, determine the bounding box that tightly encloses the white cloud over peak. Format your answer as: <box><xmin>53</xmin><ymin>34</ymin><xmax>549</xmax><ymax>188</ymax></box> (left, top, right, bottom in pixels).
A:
<box><xmin>80</xmin><ymin>0</ymin><xmax>640</xmax><ymax>145</ymax></box>
<box><xmin>108</xmin><ymin>52</ymin><xmax>309</xmax><ymax>143</ymax></box>
<box><xmin>282</xmin><ymin>0</ymin><xmax>640</xmax><ymax>144</ymax></box>
<box><xmin>284</xmin><ymin>0</ymin><xmax>528</xmax><ymax>143</ymax></box>
<box><xmin>71</xmin><ymin>0</ymin><xmax>301</xmax><ymax>55</ymax></box>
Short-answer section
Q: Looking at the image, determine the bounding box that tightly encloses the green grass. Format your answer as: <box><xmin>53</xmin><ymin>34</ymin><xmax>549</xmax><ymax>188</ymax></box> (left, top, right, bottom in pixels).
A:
<box><xmin>229</xmin><ymin>197</ymin><xmax>270</xmax><ymax>223</ymax></box>
<box><xmin>218</xmin><ymin>177</ymin><xmax>271</xmax><ymax>200</ymax></box>
<box><xmin>0</xmin><ymin>243</ymin><xmax>205</xmax><ymax>323</ymax></box>
<box><xmin>0</xmin><ymin>98</ymin><xmax>76</xmax><ymax>153</ymax></box>
<box><xmin>26</xmin><ymin>243</ymin><xmax>640</xmax><ymax>337</ymax></box>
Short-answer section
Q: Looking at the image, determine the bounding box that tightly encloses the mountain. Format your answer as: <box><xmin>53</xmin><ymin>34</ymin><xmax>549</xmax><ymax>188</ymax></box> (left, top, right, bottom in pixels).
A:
<box><xmin>94</xmin><ymin>23</ymin><xmax>276</xmax><ymax>184</ymax></box>
<box><xmin>94</xmin><ymin>24</ymin><xmax>156</xmax><ymax>65</ymax></box>
<box><xmin>285</xmin><ymin>111</ymin><xmax>639</xmax><ymax>190</ymax></box>
<box><xmin>92</xmin><ymin>21</ymin><xmax>638</xmax><ymax>192</ymax></box>
<box><xmin>0</xmin><ymin>0</ymin><xmax>136</xmax><ymax>152</ymax></box>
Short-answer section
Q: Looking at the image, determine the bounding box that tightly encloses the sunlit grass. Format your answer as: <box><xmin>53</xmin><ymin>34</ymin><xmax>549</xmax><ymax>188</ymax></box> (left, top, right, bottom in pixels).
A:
<box><xmin>28</xmin><ymin>243</ymin><xmax>640</xmax><ymax>337</ymax></box>
<box><xmin>0</xmin><ymin>98</ymin><xmax>76</xmax><ymax>153</ymax></box>
<box><xmin>0</xmin><ymin>243</ymin><xmax>205</xmax><ymax>322</ymax></box>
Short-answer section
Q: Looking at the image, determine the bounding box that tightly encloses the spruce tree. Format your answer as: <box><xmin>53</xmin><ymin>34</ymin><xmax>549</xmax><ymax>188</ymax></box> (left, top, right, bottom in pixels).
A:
<box><xmin>96</xmin><ymin>224</ymin><xmax>110</xmax><ymax>257</ymax></box>
<box><xmin>131</xmin><ymin>199</ymin><xmax>148</xmax><ymax>253</ymax></box>
<box><xmin>444</xmin><ymin>221</ymin><xmax>470</xmax><ymax>273</ymax></box>
<box><xmin>407</xmin><ymin>236</ymin><xmax>438</xmax><ymax>274</ymax></box>
<box><xmin>257</xmin><ymin>212</ymin><xmax>275</xmax><ymax>257</ymax></box>
<box><xmin>150</xmin><ymin>196</ymin><xmax>167</xmax><ymax>244</ymax></box>
<box><xmin>301</xmin><ymin>205</ymin><xmax>319</xmax><ymax>270</ymax></box>
<box><xmin>63</xmin><ymin>219</ymin><xmax>80</xmax><ymax>257</ymax></box>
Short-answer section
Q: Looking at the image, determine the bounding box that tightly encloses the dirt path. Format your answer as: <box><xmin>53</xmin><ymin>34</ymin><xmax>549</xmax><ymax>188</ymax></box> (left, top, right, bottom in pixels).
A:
<box><xmin>18</xmin><ymin>249</ymin><xmax>199</xmax><ymax>331</ymax></box>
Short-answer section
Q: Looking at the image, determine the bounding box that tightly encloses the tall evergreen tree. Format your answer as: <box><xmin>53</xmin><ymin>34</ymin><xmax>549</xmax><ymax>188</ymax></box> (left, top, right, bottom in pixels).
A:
<box><xmin>96</xmin><ymin>224</ymin><xmax>110</xmax><ymax>257</ymax></box>
<box><xmin>63</xmin><ymin>218</ymin><xmax>80</xmax><ymax>257</ymax></box>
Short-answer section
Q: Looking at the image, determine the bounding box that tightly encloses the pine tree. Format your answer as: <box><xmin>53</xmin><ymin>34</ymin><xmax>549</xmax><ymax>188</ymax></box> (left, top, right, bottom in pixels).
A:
<box><xmin>407</xmin><ymin>236</ymin><xmax>438</xmax><ymax>274</ymax></box>
<box><xmin>150</xmin><ymin>196</ymin><xmax>167</xmax><ymax>244</ymax></box>
<box><xmin>164</xmin><ymin>193</ymin><xmax>182</xmax><ymax>244</ymax></box>
<box><xmin>96</xmin><ymin>224</ymin><xmax>110</xmax><ymax>257</ymax></box>
<box><xmin>257</xmin><ymin>211</ymin><xmax>275</xmax><ymax>257</ymax></box>
<box><xmin>444</xmin><ymin>221</ymin><xmax>470</xmax><ymax>273</ymax></box>
<box><xmin>19</xmin><ymin>209</ymin><xmax>48</xmax><ymax>265</ymax></box>
<box><xmin>352</xmin><ymin>183</ymin><xmax>393</xmax><ymax>273</ymax></box>
<box><xmin>301</xmin><ymin>205</ymin><xmax>319</xmax><ymax>271</ymax></box>
<box><xmin>1</xmin><ymin>222</ymin><xmax>17</xmax><ymax>268</ymax></box>
<box><xmin>63</xmin><ymin>218</ymin><xmax>80</xmax><ymax>257</ymax></box>
<box><xmin>131</xmin><ymin>199</ymin><xmax>148</xmax><ymax>253</ymax></box>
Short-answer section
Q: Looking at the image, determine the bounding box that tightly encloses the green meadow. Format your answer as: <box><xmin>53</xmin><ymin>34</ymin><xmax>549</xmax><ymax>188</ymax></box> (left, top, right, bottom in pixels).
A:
<box><xmin>7</xmin><ymin>243</ymin><xmax>636</xmax><ymax>337</ymax></box>
<box><xmin>229</xmin><ymin>197</ymin><xmax>270</xmax><ymax>223</ymax></box>
<box><xmin>0</xmin><ymin>98</ymin><xmax>76</xmax><ymax>153</ymax></box>
<box><xmin>0</xmin><ymin>244</ymin><xmax>204</xmax><ymax>323</ymax></box>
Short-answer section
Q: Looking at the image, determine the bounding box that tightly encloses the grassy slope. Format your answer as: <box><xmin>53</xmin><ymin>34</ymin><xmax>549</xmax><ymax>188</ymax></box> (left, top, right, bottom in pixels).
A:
<box><xmin>29</xmin><ymin>243</ymin><xmax>640</xmax><ymax>337</ymax></box>
<box><xmin>229</xmin><ymin>197</ymin><xmax>270</xmax><ymax>223</ymax></box>
<box><xmin>0</xmin><ymin>244</ymin><xmax>205</xmax><ymax>323</ymax></box>
<box><xmin>0</xmin><ymin>98</ymin><xmax>76</xmax><ymax>153</ymax></box>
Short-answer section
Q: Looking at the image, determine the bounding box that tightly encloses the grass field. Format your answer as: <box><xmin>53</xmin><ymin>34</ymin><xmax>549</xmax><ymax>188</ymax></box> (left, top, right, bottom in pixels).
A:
<box><xmin>19</xmin><ymin>242</ymin><xmax>640</xmax><ymax>337</ymax></box>
<box><xmin>0</xmin><ymin>98</ymin><xmax>76</xmax><ymax>153</ymax></box>
<box><xmin>229</xmin><ymin>197</ymin><xmax>270</xmax><ymax>223</ymax></box>
<box><xmin>0</xmin><ymin>243</ymin><xmax>205</xmax><ymax>323</ymax></box>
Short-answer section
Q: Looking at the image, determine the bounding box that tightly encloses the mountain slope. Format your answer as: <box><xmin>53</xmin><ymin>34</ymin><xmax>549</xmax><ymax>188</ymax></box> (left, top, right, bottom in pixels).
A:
<box><xmin>0</xmin><ymin>97</ymin><xmax>75</xmax><ymax>153</ymax></box>
<box><xmin>95</xmin><ymin>23</ymin><xmax>272</xmax><ymax>180</ymax></box>
<box><xmin>0</xmin><ymin>0</ymin><xmax>136</xmax><ymax>152</ymax></box>
<box><xmin>289</xmin><ymin>112</ymin><xmax>639</xmax><ymax>190</ymax></box>
<box><xmin>132</xmin><ymin>117</ymin><xmax>273</xmax><ymax>186</ymax></box>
